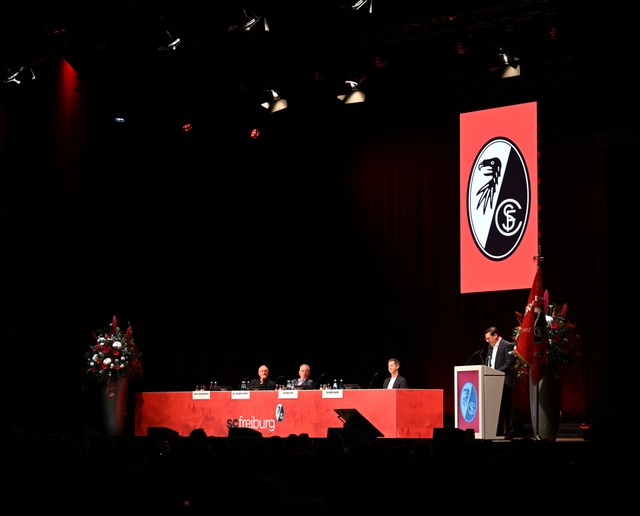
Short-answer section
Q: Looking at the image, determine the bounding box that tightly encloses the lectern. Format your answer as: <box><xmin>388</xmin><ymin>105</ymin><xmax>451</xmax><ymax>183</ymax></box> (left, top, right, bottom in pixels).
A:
<box><xmin>454</xmin><ymin>365</ymin><xmax>505</xmax><ymax>439</ymax></box>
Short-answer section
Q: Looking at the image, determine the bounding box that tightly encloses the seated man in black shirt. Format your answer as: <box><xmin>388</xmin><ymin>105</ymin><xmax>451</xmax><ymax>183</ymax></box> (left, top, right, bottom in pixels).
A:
<box><xmin>248</xmin><ymin>364</ymin><xmax>277</xmax><ymax>390</ymax></box>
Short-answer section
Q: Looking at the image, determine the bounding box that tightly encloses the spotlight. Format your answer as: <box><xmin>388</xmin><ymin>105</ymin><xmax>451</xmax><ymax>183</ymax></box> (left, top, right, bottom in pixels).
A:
<box><xmin>112</xmin><ymin>99</ymin><xmax>129</xmax><ymax>123</ymax></box>
<box><xmin>156</xmin><ymin>14</ymin><xmax>182</xmax><ymax>51</ymax></box>
<box><xmin>2</xmin><ymin>65</ymin><xmax>35</xmax><ymax>85</ymax></box>
<box><xmin>176</xmin><ymin>108</ymin><xmax>196</xmax><ymax>132</ymax></box>
<box><xmin>337</xmin><ymin>0</ymin><xmax>374</xmax><ymax>13</ymax></box>
<box><xmin>229</xmin><ymin>9</ymin><xmax>269</xmax><ymax>31</ymax></box>
<box><xmin>261</xmin><ymin>89</ymin><xmax>288</xmax><ymax>113</ymax></box>
<box><xmin>158</xmin><ymin>30</ymin><xmax>181</xmax><ymax>51</ymax></box>
<box><xmin>498</xmin><ymin>47</ymin><xmax>520</xmax><ymax>78</ymax></box>
<box><xmin>337</xmin><ymin>80</ymin><xmax>365</xmax><ymax>104</ymax></box>
<box><xmin>455</xmin><ymin>40</ymin><xmax>469</xmax><ymax>55</ymax></box>
<box><xmin>373</xmin><ymin>54</ymin><xmax>388</xmax><ymax>69</ymax></box>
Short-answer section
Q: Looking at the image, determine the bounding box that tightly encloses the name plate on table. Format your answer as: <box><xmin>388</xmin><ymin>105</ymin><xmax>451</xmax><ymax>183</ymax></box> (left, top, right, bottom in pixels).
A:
<box><xmin>278</xmin><ymin>389</ymin><xmax>298</xmax><ymax>399</ymax></box>
<box><xmin>322</xmin><ymin>389</ymin><xmax>343</xmax><ymax>399</ymax></box>
<box><xmin>192</xmin><ymin>391</ymin><xmax>211</xmax><ymax>400</ymax></box>
<box><xmin>231</xmin><ymin>390</ymin><xmax>251</xmax><ymax>400</ymax></box>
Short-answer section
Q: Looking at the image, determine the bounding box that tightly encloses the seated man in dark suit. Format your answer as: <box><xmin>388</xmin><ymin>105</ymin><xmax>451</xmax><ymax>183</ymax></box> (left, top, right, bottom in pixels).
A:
<box><xmin>248</xmin><ymin>364</ymin><xmax>277</xmax><ymax>390</ymax></box>
<box><xmin>294</xmin><ymin>363</ymin><xmax>315</xmax><ymax>389</ymax></box>
<box><xmin>382</xmin><ymin>358</ymin><xmax>409</xmax><ymax>389</ymax></box>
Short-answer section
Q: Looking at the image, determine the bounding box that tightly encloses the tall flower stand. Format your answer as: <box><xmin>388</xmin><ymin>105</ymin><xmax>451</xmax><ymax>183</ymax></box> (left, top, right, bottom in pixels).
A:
<box><xmin>529</xmin><ymin>370</ymin><xmax>561</xmax><ymax>441</ymax></box>
<box><xmin>102</xmin><ymin>378</ymin><xmax>128</xmax><ymax>436</ymax></box>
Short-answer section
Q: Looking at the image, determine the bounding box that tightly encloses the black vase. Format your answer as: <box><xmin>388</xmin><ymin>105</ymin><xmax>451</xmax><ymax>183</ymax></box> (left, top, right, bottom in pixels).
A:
<box><xmin>529</xmin><ymin>369</ymin><xmax>561</xmax><ymax>441</ymax></box>
<box><xmin>101</xmin><ymin>378</ymin><xmax>128</xmax><ymax>436</ymax></box>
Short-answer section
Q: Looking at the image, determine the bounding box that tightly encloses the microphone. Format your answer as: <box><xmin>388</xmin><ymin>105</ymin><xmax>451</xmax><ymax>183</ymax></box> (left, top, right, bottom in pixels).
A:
<box><xmin>368</xmin><ymin>372</ymin><xmax>379</xmax><ymax>389</ymax></box>
<box><xmin>315</xmin><ymin>372</ymin><xmax>327</xmax><ymax>389</ymax></box>
<box><xmin>465</xmin><ymin>349</ymin><xmax>484</xmax><ymax>365</ymax></box>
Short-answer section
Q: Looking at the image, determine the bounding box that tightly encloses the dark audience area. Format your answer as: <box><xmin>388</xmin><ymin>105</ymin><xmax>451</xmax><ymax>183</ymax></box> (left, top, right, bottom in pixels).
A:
<box><xmin>1</xmin><ymin>426</ymin><xmax>634</xmax><ymax>513</ymax></box>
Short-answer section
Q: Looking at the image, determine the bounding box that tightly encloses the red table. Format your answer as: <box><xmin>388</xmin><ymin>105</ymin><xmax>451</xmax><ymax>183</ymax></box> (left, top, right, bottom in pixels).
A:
<box><xmin>135</xmin><ymin>388</ymin><xmax>443</xmax><ymax>439</ymax></box>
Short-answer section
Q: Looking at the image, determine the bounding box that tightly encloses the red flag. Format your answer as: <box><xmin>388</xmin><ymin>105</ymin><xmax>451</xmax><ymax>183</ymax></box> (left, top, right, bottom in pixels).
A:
<box><xmin>515</xmin><ymin>266</ymin><xmax>549</xmax><ymax>384</ymax></box>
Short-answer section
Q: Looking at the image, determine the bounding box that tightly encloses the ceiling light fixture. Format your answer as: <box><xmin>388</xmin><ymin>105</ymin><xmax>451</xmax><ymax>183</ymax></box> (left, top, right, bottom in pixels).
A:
<box><xmin>2</xmin><ymin>65</ymin><xmax>36</xmax><ymax>85</ymax></box>
<box><xmin>158</xmin><ymin>29</ymin><xmax>181</xmax><ymax>51</ymax></box>
<box><xmin>238</xmin><ymin>9</ymin><xmax>269</xmax><ymax>31</ymax></box>
<box><xmin>498</xmin><ymin>47</ymin><xmax>520</xmax><ymax>78</ymax></box>
<box><xmin>337</xmin><ymin>80</ymin><xmax>365</xmax><ymax>104</ymax></box>
<box><xmin>261</xmin><ymin>89</ymin><xmax>288</xmax><ymax>113</ymax></box>
<box><xmin>338</xmin><ymin>0</ymin><xmax>374</xmax><ymax>13</ymax></box>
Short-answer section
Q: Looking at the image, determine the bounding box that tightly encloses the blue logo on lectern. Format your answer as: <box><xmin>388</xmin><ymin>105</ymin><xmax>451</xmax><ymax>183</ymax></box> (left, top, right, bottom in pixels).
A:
<box><xmin>460</xmin><ymin>382</ymin><xmax>478</xmax><ymax>423</ymax></box>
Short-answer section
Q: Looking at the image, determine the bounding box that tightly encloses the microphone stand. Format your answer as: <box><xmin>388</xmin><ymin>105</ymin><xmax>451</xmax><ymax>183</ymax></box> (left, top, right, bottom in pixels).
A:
<box><xmin>465</xmin><ymin>349</ymin><xmax>484</xmax><ymax>365</ymax></box>
<box><xmin>315</xmin><ymin>373</ymin><xmax>327</xmax><ymax>389</ymax></box>
<box><xmin>368</xmin><ymin>372</ymin><xmax>379</xmax><ymax>389</ymax></box>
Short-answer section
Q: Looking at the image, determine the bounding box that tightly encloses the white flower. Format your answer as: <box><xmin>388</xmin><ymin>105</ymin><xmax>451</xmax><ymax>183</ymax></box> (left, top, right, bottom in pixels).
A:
<box><xmin>112</xmin><ymin>341</ymin><xmax>122</xmax><ymax>349</ymax></box>
<box><xmin>103</xmin><ymin>357</ymin><xmax>112</xmax><ymax>366</ymax></box>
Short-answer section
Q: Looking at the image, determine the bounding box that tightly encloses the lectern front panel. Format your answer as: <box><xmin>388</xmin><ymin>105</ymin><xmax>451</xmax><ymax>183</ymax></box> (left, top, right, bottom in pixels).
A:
<box><xmin>454</xmin><ymin>365</ymin><xmax>504</xmax><ymax>440</ymax></box>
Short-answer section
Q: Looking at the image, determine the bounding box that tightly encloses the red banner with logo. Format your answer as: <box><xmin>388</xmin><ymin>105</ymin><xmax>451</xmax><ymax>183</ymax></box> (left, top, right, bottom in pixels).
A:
<box><xmin>460</xmin><ymin>102</ymin><xmax>538</xmax><ymax>293</ymax></box>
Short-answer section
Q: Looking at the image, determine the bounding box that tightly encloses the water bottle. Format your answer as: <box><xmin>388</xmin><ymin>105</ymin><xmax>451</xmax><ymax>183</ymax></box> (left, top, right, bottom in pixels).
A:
<box><xmin>339</xmin><ymin>379</ymin><xmax>343</xmax><ymax>389</ymax></box>
<box><xmin>209</xmin><ymin>381</ymin><xmax>214</xmax><ymax>391</ymax></box>
<box><xmin>332</xmin><ymin>379</ymin><xmax>338</xmax><ymax>389</ymax></box>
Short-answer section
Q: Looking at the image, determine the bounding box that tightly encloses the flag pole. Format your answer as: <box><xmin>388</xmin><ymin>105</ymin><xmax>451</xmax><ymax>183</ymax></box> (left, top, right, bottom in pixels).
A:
<box><xmin>531</xmin><ymin>246</ymin><xmax>544</xmax><ymax>439</ymax></box>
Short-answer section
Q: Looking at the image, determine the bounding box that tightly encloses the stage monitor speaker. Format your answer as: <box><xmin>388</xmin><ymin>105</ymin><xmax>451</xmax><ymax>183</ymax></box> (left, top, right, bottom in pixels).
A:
<box><xmin>327</xmin><ymin>427</ymin><xmax>367</xmax><ymax>441</ymax></box>
<box><xmin>228</xmin><ymin>427</ymin><xmax>262</xmax><ymax>438</ymax></box>
<box><xmin>147</xmin><ymin>426</ymin><xmax>179</xmax><ymax>440</ymax></box>
<box><xmin>432</xmin><ymin>427</ymin><xmax>474</xmax><ymax>444</ymax></box>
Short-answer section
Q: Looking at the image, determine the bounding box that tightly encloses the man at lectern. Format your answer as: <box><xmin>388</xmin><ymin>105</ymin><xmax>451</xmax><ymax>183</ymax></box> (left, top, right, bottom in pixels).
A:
<box><xmin>484</xmin><ymin>327</ymin><xmax>515</xmax><ymax>438</ymax></box>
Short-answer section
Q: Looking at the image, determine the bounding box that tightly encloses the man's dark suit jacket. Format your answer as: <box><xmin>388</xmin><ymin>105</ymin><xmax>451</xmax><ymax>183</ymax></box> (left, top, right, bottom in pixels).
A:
<box><xmin>249</xmin><ymin>378</ymin><xmax>276</xmax><ymax>390</ymax></box>
<box><xmin>295</xmin><ymin>378</ymin><xmax>315</xmax><ymax>389</ymax></box>
<box><xmin>487</xmin><ymin>338</ymin><xmax>515</xmax><ymax>388</ymax></box>
<box><xmin>382</xmin><ymin>375</ymin><xmax>408</xmax><ymax>389</ymax></box>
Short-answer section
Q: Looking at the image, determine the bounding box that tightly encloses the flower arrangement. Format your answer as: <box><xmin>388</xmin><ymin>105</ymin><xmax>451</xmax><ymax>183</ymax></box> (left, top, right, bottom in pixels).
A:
<box><xmin>512</xmin><ymin>299</ymin><xmax>581</xmax><ymax>380</ymax></box>
<box><xmin>84</xmin><ymin>315</ymin><xmax>143</xmax><ymax>389</ymax></box>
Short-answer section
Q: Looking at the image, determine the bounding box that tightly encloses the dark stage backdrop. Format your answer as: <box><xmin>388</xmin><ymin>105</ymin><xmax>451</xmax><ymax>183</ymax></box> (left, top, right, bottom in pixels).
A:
<box><xmin>3</xmin><ymin>45</ymin><xmax>636</xmax><ymax>435</ymax></box>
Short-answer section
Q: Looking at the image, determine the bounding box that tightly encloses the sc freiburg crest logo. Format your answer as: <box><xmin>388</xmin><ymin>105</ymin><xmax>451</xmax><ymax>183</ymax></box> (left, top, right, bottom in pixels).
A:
<box><xmin>467</xmin><ymin>137</ymin><xmax>530</xmax><ymax>260</ymax></box>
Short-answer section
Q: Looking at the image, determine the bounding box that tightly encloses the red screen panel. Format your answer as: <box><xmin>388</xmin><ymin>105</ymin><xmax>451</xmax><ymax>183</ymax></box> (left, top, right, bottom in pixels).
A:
<box><xmin>460</xmin><ymin>101</ymin><xmax>538</xmax><ymax>293</ymax></box>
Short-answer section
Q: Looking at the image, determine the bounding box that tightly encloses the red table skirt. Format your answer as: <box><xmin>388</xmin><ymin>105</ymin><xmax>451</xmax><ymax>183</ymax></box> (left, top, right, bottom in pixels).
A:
<box><xmin>134</xmin><ymin>389</ymin><xmax>443</xmax><ymax>439</ymax></box>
